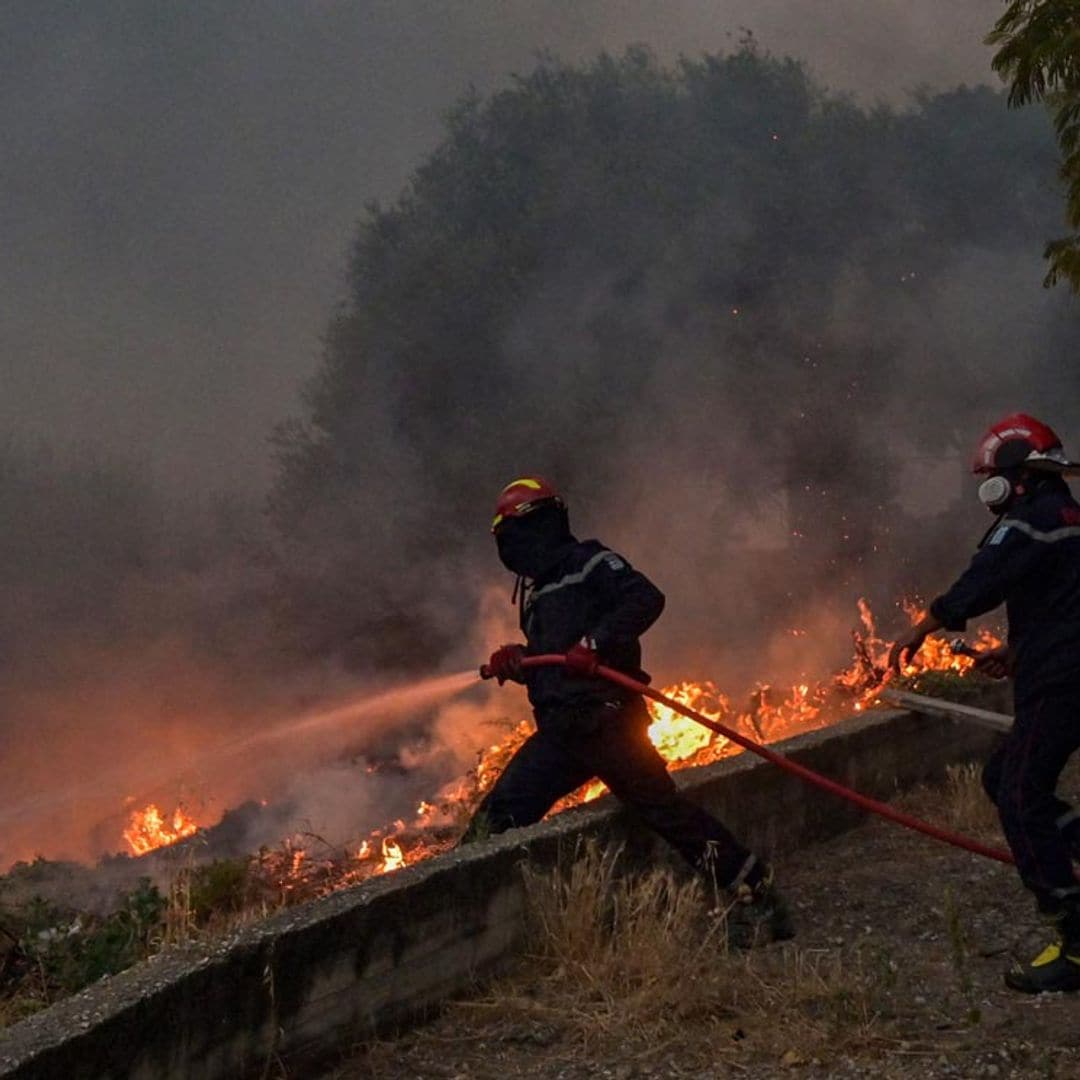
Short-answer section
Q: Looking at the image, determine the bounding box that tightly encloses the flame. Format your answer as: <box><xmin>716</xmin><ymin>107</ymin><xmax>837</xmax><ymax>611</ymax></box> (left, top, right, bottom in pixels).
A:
<box><xmin>835</xmin><ymin>597</ymin><xmax>1001</xmax><ymax>702</ymax></box>
<box><xmin>647</xmin><ymin>682</ymin><xmax>730</xmax><ymax>762</ymax></box>
<box><xmin>380</xmin><ymin>836</ymin><xmax>406</xmax><ymax>873</ymax></box>
<box><xmin>122</xmin><ymin>802</ymin><xmax>199</xmax><ymax>856</ymax></box>
<box><xmin>535</xmin><ymin>599</ymin><xmax>999</xmax><ymax>812</ymax></box>
<box><xmin>346</xmin><ymin>598</ymin><xmax>1003</xmax><ymax>865</ymax></box>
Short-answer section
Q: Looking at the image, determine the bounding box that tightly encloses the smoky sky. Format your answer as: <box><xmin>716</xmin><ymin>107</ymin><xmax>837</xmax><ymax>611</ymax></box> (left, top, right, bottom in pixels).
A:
<box><xmin>2</xmin><ymin>1</ymin><xmax>1002</xmax><ymax>492</ymax></box>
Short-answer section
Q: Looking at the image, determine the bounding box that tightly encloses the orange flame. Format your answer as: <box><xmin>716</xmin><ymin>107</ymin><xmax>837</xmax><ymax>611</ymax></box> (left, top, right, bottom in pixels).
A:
<box><xmin>647</xmin><ymin>682</ymin><xmax>730</xmax><ymax>762</ymax></box>
<box><xmin>835</xmin><ymin>597</ymin><xmax>1001</xmax><ymax>701</ymax></box>
<box><xmin>380</xmin><ymin>836</ymin><xmax>406</xmax><ymax>872</ymax></box>
<box><xmin>123</xmin><ymin>802</ymin><xmax>199</xmax><ymax>856</ymax></box>
<box><xmin>543</xmin><ymin>599</ymin><xmax>1000</xmax><ymax>811</ymax></box>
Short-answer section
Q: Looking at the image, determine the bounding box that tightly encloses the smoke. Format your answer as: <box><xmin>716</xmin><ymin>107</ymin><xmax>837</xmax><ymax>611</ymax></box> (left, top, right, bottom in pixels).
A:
<box><xmin>0</xmin><ymin>442</ymin><xmax>521</xmax><ymax>870</ymax></box>
<box><xmin>557</xmin><ymin>240</ymin><xmax>1078</xmax><ymax>690</ymax></box>
<box><xmin>3</xmin><ymin>1</ymin><xmax>997</xmax><ymax>492</ymax></box>
<box><xmin>270</xmin><ymin>53</ymin><xmax>1079</xmax><ymax>708</ymax></box>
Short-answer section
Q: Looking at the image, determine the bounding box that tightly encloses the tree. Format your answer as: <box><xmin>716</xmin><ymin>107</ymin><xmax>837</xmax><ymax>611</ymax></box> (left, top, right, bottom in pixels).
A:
<box><xmin>269</xmin><ymin>46</ymin><xmax>1074</xmax><ymax>672</ymax></box>
<box><xmin>987</xmin><ymin>0</ymin><xmax>1080</xmax><ymax>290</ymax></box>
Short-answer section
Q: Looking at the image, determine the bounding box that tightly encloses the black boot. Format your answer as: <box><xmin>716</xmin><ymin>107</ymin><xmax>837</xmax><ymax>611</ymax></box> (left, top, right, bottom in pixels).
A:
<box><xmin>1060</xmin><ymin>815</ymin><xmax>1080</xmax><ymax>863</ymax></box>
<box><xmin>1004</xmin><ymin>906</ymin><xmax>1080</xmax><ymax>994</ymax></box>
<box><xmin>726</xmin><ymin>868</ymin><xmax>796</xmax><ymax>948</ymax></box>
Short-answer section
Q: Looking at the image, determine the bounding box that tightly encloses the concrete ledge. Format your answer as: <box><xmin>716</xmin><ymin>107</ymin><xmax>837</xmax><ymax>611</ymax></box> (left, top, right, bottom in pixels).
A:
<box><xmin>0</xmin><ymin>707</ymin><xmax>997</xmax><ymax>1079</ymax></box>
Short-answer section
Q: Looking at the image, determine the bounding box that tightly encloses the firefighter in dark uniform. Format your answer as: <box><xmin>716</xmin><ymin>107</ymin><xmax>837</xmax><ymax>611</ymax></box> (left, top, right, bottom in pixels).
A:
<box><xmin>891</xmin><ymin>414</ymin><xmax>1080</xmax><ymax>993</ymax></box>
<box><xmin>463</xmin><ymin>477</ymin><xmax>793</xmax><ymax>942</ymax></box>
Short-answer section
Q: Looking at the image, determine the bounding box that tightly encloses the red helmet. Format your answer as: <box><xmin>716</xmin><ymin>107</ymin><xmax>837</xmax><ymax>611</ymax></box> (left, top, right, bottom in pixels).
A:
<box><xmin>971</xmin><ymin>413</ymin><xmax>1070</xmax><ymax>474</ymax></box>
<box><xmin>491</xmin><ymin>477</ymin><xmax>563</xmax><ymax>533</ymax></box>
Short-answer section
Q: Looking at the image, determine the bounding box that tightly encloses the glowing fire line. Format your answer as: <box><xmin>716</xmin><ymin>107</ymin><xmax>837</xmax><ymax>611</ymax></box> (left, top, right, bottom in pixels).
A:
<box><xmin>120</xmin><ymin>599</ymin><xmax>1000</xmax><ymax>887</ymax></box>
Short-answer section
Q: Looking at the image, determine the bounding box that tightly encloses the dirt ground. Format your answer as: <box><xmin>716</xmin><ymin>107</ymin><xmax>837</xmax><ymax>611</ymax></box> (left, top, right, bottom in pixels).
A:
<box><xmin>319</xmin><ymin>765</ymin><xmax>1080</xmax><ymax>1080</ymax></box>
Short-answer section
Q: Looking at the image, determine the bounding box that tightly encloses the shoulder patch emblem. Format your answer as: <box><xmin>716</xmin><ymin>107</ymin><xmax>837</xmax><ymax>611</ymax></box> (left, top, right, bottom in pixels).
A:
<box><xmin>603</xmin><ymin>553</ymin><xmax>626</xmax><ymax>571</ymax></box>
<box><xmin>987</xmin><ymin>525</ymin><xmax>1011</xmax><ymax>546</ymax></box>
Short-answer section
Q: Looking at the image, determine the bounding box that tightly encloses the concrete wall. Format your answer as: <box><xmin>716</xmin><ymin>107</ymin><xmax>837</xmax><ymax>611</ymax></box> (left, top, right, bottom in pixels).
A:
<box><xmin>0</xmin><ymin>708</ymin><xmax>998</xmax><ymax>1080</ymax></box>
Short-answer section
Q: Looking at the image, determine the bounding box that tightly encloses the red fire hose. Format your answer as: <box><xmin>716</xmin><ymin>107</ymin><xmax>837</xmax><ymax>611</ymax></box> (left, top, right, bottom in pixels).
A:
<box><xmin>480</xmin><ymin>653</ymin><xmax>1014</xmax><ymax>866</ymax></box>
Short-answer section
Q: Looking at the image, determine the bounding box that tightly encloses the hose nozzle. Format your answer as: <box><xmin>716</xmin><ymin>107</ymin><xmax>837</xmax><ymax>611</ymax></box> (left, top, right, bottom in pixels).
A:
<box><xmin>949</xmin><ymin>638</ymin><xmax>979</xmax><ymax>659</ymax></box>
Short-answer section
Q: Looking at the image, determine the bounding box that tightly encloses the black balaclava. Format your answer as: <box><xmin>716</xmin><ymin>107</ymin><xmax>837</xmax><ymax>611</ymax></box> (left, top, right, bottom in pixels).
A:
<box><xmin>495</xmin><ymin>502</ymin><xmax>572</xmax><ymax>579</ymax></box>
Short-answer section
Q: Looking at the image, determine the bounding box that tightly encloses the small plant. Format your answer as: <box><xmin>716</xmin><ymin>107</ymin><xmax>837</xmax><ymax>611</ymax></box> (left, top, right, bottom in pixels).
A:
<box><xmin>14</xmin><ymin>879</ymin><xmax>166</xmax><ymax>999</ymax></box>
<box><xmin>500</xmin><ymin>841</ymin><xmax>893</xmax><ymax>1066</ymax></box>
<box><xmin>943</xmin><ymin>885</ymin><xmax>981</xmax><ymax>1025</ymax></box>
<box><xmin>188</xmin><ymin>858</ymin><xmax>253</xmax><ymax>924</ymax></box>
<box><xmin>898</xmin><ymin>762</ymin><xmax>1003</xmax><ymax>841</ymax></box>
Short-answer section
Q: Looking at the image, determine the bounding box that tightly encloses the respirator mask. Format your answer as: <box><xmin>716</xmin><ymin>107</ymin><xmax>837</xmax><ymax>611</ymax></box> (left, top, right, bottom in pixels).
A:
<box><xmin>977</xmin><ymin>466</ymin><xmax>1044</xmax><ymax>513</ymax></box>
<box><xmin>977</xmin><ymin>474</ymin><xmax>1015</xmax><ymax>512</ymax></box>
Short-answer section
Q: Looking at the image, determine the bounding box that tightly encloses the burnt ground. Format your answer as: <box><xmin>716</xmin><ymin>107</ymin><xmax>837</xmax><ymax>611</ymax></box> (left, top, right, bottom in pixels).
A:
<box><xmin>318</xmin><ymin>763</ymin><xmax>1080</xmax><ymax>1080</ymax></box>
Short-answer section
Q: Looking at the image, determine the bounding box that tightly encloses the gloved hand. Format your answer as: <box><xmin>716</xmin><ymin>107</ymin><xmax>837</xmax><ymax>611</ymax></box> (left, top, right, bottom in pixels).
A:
<box><xmin>888</xmin><ymin>628</ymin><xmax>927</xmax><ymax>674</ymax></box>
<box><xmin>973</xmin><ymin>644</ymin><xmax>1013</xmax><ymax>679</ymax></box>
<box><xmin>487</xmin><ymin>643</ymin><xmax>526</xmax><ymax>685</ymax></box>
<box><xmin>888</xmin><ymin>613</ymin><xmax>943</xmax><ymax>674</ymax></box>
<box><xmin>564</xmin><ymin>637</ymin><xmax>600</xmax><ymax>676</ymax></box>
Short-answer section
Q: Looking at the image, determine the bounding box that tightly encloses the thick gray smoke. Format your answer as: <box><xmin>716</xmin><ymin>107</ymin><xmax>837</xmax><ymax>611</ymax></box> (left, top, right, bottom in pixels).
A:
<box><xmin>3</xmin><ymin>1</ymin><xmax>997</xmax><ymax>492</ymax></box>
<box><xmin>273</xmin><ymin>50</ymin><xmax>1080</xmax><ymax>701</ymax></box>
<box><xmin>1</xmin><ymin>4</ymin><xmax>1076</xmax><ymax>871</ymax></box>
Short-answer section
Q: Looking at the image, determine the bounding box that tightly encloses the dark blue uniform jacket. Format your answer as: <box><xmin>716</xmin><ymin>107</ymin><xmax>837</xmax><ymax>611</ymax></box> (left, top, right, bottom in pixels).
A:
<box><xmin>520</xmin><ymin>538</ymin><xmax>665</xmax><ymax>716</ymax></box>
<box><xmin>930</xmin><ymin>482</ymin><xmax>1080</xmax><ymax>705</ymax></box>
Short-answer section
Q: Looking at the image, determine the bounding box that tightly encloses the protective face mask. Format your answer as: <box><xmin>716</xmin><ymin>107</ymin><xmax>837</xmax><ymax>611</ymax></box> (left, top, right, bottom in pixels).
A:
<box><xmin>977</xmin><ymin>474</ymin><xmax>1013</xmax><ymax>512</ymax></box>
<box><xmin>495</xmin><ymin>524</ymin><xmax>545</xmax><ymax>577</ymax></box>
<box><xmin>494</xmin><ymin>506</ymin><xmax>570</xmax><ymax>578</ymax></box>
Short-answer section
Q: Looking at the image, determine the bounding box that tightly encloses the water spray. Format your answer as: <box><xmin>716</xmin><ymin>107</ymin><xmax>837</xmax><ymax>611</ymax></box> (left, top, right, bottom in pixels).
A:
<box><xmin>0</xmin><ymin>670</ymin><xmax>480</xmax><ymax>832</ymax></box>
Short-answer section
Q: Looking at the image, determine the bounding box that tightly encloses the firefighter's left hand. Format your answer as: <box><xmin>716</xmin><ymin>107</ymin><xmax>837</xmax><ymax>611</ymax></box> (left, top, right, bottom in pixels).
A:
<box><xmin>973</xmin><ymin>644</ymin><xmax>1013</xmax><ymax>679</ymax></box>
<box><xmin>565</xmin><ymin>638</ymin><xmax>600</xmax><ymax>676</ymax></box>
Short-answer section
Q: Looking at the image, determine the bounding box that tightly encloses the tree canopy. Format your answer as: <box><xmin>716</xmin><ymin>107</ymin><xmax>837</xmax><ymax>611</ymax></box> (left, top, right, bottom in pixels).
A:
<box><xmin>988</xmin><ymin>0</ymin><xmax>1080</xmax><ymax>290</ymax></box>
<box><xmin>269</xmin><ymin>46</ymin><xmax>1077</xmax><ymax>672</ymax></box>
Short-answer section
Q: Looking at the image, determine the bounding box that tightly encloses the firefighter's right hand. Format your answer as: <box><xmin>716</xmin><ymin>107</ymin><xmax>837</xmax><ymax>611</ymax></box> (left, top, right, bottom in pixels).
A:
<box><xmin>486</xmin><ymin>644</ymin><xmax>526</xmax><ymax>685</ymax></box>
<box><xmin>888</xmin><ymin>628</ymin><xmax>927</xmax><ymax>674</ymax></box>
<box><xmin>973</xmin><ymin>644</ymin><xmax>1013</xmax><ymax>680</ymax></box>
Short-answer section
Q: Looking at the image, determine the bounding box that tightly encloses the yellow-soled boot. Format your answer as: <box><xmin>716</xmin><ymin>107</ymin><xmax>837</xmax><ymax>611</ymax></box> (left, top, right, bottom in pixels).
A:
<box><xmin>1005</xmin><ymin>908</ymin><xmax>1080</xmax><ymax>995</ymax></box>
<box><xmin>1005</xmin><ymin>941</ymin><xmax>1080</xmax><ymax>994</ymax></box>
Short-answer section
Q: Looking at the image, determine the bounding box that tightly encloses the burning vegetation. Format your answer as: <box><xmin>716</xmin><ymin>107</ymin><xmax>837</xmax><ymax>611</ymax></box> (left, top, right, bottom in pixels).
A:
<box><xmin>119</xmin><ymin>598</ymin><xmax>1001</xmax><ymax>881</ymax></box>
<box><xmin>122</xmin><ymin>803</ymin><xmax>200</xmax><ymax>857</ymax></box>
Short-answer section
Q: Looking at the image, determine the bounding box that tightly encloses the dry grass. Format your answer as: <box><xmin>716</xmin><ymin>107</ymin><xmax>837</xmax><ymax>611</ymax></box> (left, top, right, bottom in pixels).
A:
<box><xmin>338</xmin><ymin>761</ymin><xmax>1080</xmax><ymax>1078</ymax></box>
<box><xmin>941</xmin><ymin>763</ymin><xmax>1003</xmax><ymax>836</ymax></box>
<box><xmin>440</xmin><ymin>841</ymin><xmax>897</xmax><ymax>1071</ymax></box>
<box><xmin>897</xmin><ymin>762</ymin><xmax>1002</xmax><ymax>839</ymax></box>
